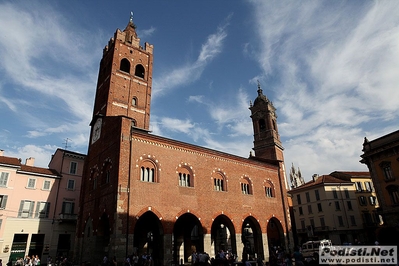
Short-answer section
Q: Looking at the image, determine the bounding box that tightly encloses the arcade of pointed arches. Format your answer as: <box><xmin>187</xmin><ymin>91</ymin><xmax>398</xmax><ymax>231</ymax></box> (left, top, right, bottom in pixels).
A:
<box><xmin>81</xmin><ymin>209</ymin><xmax>286</xmax><ymax>265</ymax></box>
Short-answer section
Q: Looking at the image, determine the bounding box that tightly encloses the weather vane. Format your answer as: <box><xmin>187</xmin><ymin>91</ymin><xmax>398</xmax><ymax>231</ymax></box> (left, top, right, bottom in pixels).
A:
<box><xmin>130</xmin><ymin>11</ymin><xmax>134</xmax><ymax>23</ymax></box>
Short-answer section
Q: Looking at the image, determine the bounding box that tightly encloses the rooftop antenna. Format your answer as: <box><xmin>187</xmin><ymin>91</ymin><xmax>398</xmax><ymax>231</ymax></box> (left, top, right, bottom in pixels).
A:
<box><xmin>63</xmin><ymin>138</ymin><xmax>71</xmax><ymax>150</ymax></box>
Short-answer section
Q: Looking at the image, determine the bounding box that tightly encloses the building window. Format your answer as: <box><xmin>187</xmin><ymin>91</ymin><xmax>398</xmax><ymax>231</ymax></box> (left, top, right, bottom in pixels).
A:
<box><xmin>0</xmin><ymin>172</ymin><xmax>9</xmax><ymax>187</ymax></box>
<box><xmin>18</xmin><ymin>200</ymin><xmax>35</xmax><ymax>218</ymax></box>
<box><xmin>93</xmin><ymin>178</ymin><xmax>97</xmax><ymax>190</ymax></box>
<box><xmin>134</xmin><ymin>64</ymin><xmax>145</xmax><ymax>78</ymax></box>
<box><xmin>35</xmin><ymin>202</ymin><xmax>50</xmax><ymax>218</ymax></box>
<box><xmin>297</xmin><ymin>194</ymin><xmax>302</xmax><ymax>204</ymax></box>
<box><xmin>0</xmin><ymin>195</ymin><xmax>8</xmax><ymax>209</ymax></box>
<box><xmin>241</xmin><ymin>177</ymin><xmax>252</xmax><ymax>195</ymax></box>
<box><xmin>62</xmin><ymin>201</ymin><xmax>75</xmax><ymax>215</ymax></box>
<box><xmin>355</xmin><ymin>182</ymin><xmax>363</xmax><ymax>192</ymax></box>
<box><xmin>369</xmin><ymin>196</ymin><xmax>377</xmax><ymax>206</ymax></box>
<box><xmin>214</xmin><ymin>178</ymin><xmax>224</xmax><ymax>191</ymax></box>
<box><xmin>241</xmin><ymin>183</ymin><xmax>251</xmax><ymax>194</ymax></box>
<box><xmin>306</xmin><ymin>192</ymin><xmax>310</xmax><ymax>202</ymax></box>
<box><xmin>132</xmin><ymin>97</ymin><xmax>137</xmax><ymax>106</ymax></box>
<box><xmin>265</xmin><ymin>187</ymin><xmax>273</xmax><ymax>197</ymax></box>
<box><xmin>298</xmin><ymin>206</ymin><xmax>303</xmax><ymax>215</ymax></box>
<box><xmin>350</xmin><ymin>215</ymin><xmax>356</xmax><ymax>226</ymax></box>
<box><xmin>70</xmin><ymin>161</ymin><xmax>77</xmax><ymax>174</ymax></box>
<box><xmin>105</xmin><ymin>170</ymin><xmax>110</xmax><ymax>184</ymax></box>
<box><xmin>140</xmin><ymin>159</ymin><xmax>157</xmax><ymax>183</ymax></box>
<box><xmin>141</xmin><ymin>166</ymin><xmax>155</xmax><ymax>182</ymax></box>
<box><xmin>258</xmin><ymin>119</ymin><xmax>266</xmax><ymax>131</ymax></box>
<box><xmin>332</xmin><ymin>189</ymin><xmax>338</xmax><ymax>199</ymax></box>
<box><xmin>310</xmin><ymin>219</ymin><xmax>315</xmax><ymax>228</ymax></box>
<box><xmin>335</xmin><ymin>201</ymin><xmax>340</xmax><ymax>210</ymax></box>
<box><xmin>347</xmin><ymin>201</ymin><xmax>353</xmax><ymax>210</ymax></box>
<box><xmin>338</xmin><ymin>216</ymin><xmax>344</xmax><ymax>227</ymax></box>
<box><xmin>315</xmin><ymin>190</ymin><xmax>320</xmax><ymax>200</ymax></box>
<box><xmin>363</xmin><ymin>212</ymin><xmax>373</xmax><ymax>226</ymax></box>
<box><xmin>308</xmin><ymin>205</ymin><xmax>313</xmax><ymax>214</ymax></box>
<box><xmin>213</xmin><ymin>172</ymin><xmax>226</xmax><ymax>192</ymax></box>
<box><xmin>27</xmin><ymin>178</ymin><xmax>36</xmax><ymax>189</ymax></box>
<box><xmin>317</xmin><ymin>203</ymin><xmax>322</xmax><ymax>212</ymax></box>
<box><xmin>67</xmin><ymin>179</ymin><xmax>75</xmax><ymax>190</ymax></box>
<box><xmin>179</xmin><ymin>173</ymin><xmax>191</xmax><ymax>187</ymax></box>
<box><xmin>365</xmin><ymin>182</ymin><xmax>373</xmax><ymax>192</ymax></box>
<box><xmin>300</xmin><ymin>220</ymin><xmax>305</xmax><ymax>230</ymax></box>
<box><xmin>386</xmin><ymin>185</ymin><xmax>399</xmax><ymax>205</ymax></box>
<box><xmin>320</xmin><ymin>217</ymin><xmax>325</xmax><ymax>228</ymax></box>
<box><xmin>359</xmin><ymin>196</ymin><xmax>367</xmax><ymax>206</ymax></box>
<box><xmin>380</xmin><ymin>161</ymin><xmax>394</xmax><ymax>181</ymax></box>
<box><xmin>43</xmin><ymin>180</ymin><xmax>51</xmax><ymax>190</ymax></box>
<box><xmin>177</xmin><ymin>165</ymin><xmax>194</xmax><ymax>187</ymax></box>
<box><xmin>120</xmin><ymin>58</ymin><xmax>131</xmax><ymax>73</ymax></box>
<box><xmin>344</xmin><ymin>188</ymin><xmax>350</xmax><ymax>199</ymax></box>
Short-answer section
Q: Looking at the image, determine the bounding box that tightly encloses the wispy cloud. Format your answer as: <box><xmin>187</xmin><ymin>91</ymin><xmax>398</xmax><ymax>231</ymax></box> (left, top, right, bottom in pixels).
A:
<box><xmin>138</xmin><ymin>26</ymin><xmax>156</xmax><ymax>38</ymax></box>
<box><xmin>251</xmin><ymin>1</ymin><xmax>399</xmax><ymax>180</ymax></box>
<box><xmin>152</xmin><ymin>14</ymin><xmax>232</xmax><ymax>97</ymax></box>
<box><xmin>0</xmin><ymin>2</ymin><xmax>99</xmax><ymax>144</ymax></box>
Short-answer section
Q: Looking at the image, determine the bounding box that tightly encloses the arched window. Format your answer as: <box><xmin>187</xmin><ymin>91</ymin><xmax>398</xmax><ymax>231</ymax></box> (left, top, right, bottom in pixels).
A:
<box><xmin>241</xmin><ymin>177</ymin><xmax>252</xmax><ymax>195</ymax></box>
<box><xmin>213</xmin><ymin>172</ymin><xmax>227</xmax><ymax>192</ymax></box>
<box><xmin>177</xmin><ymin>164</ymin><xmax>194</xmax><ymax>187</ymax></box>
<box><xmin>132</xmin><ymin>97</ymin><xmax>137</xmax><ymax>106</ymax></box>
<box><xmin>120</xmin><ymin>58</ymin><xmax>130</xmax><ymax>73</ymax></box>
<box><xmin>101</xmin><ymin>158</ymin><xmax>112</xmax><ymax>185</ymax></box>
<box><xmin>135</xmin><ymin>64</ymin><xmax>145</xmax><ymax>78</ymax></box>
<box><xmin>265</xmin><ymin>181</ymin><xmax>275</xmax><ymax>198</ymax></box>
<box><xmin>140</xmin><ymin>160</ymin><xmax>157</xmax><ymax>183</ymax></box>
<box><xmin>259</xmin><ymin>119</ymin><xmax>266</xmax><ymax>131</ymax></box>
<box><xmin>179</xmin><ymin>173</ymin><xmax>190</xmax><ymax>187</ymax></box>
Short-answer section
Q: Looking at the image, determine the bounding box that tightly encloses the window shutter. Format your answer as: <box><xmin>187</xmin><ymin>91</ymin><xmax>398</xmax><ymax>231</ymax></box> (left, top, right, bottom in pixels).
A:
<box><xmin>29</xmin><ymin>201</ymin><xmax>35</xmax><ymax>217</ymax></box>
<box><xmin>35</xmin><ymin>202</ymin><xmax>41</xmax><ymax>218</ymax></box>
<box><xmin>71</xmin><ymin>203</ymin><xmax>75</xmax><ymax>214</ymax></box>
<box><xmin>18</xmin><ymin>200</ymin><xmax>24</xmax><ymax>217</ymax></box>
<box><xmin>1</xmin><ymin>195</ymin><xmax>8</xmax><ymax>208</ymax></box>
<box><xmin>62</xmin><ymin>202</ymin><xmax>66</xmax><ymax>214</ymax></box>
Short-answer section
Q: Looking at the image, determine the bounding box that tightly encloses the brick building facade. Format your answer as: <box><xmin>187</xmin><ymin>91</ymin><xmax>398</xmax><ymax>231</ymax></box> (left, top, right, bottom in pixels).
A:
<box><xmin>75</xmin><ymin>17</ymin><xmax>292</xmax><ymax>265</ymax></box>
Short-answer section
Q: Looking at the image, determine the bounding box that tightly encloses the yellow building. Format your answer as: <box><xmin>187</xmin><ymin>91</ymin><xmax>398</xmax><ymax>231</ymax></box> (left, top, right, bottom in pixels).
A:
<box><xmin>289</xmin><ymin>172</ymin><xmax>378</xmax><ymax>245</ymax></box>
<box><xmin>361</xmin><ymin>130</ymin><xmax>399</xmax><ymax>244</ymax></box>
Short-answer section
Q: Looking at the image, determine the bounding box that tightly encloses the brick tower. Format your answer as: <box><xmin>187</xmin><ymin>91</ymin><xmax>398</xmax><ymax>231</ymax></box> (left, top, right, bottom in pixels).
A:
<box><xmin>250</xmin><ymin>82</ymin><xmax>284</xmax><ymax>161</ymax></box>
<box><xmin>76</xmin><ymin>14</ymin><xmax>154</xmax><ymax>263</ymax></box>
<box><xmin>91</xmin><ymin>14</ymin><xmax>153</xmax><ymax>131</ymax></box>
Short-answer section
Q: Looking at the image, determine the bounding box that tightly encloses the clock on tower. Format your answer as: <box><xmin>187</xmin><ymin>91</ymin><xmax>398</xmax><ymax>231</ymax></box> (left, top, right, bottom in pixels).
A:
<box><xmin>91</xmin><ymin>118</ymin><xmax>102</xmax><ymax>144</ymax></box>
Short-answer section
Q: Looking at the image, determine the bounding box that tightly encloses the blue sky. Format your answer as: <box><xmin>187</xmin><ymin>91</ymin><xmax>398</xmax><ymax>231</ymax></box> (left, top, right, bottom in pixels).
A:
<box><xmin>1</xmin><ymin>0</ymin><xmax>398</xmax><ymax>182</ymax></box>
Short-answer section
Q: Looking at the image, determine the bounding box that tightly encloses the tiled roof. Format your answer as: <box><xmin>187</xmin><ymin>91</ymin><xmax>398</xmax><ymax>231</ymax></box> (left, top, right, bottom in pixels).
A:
<box><xmin>0</xmin><ymin>156</ymin><xmax>21</xmax><ymax>167</ymax></box>
<box><xmin>0</xmin><ymin>155</ymin><xmax>60</xmax><ymax>177</ymax></box>
<box><xmin>19</xmin><ymin>164</ymin><xmax>59</xmax><ymax>177</ymax></box>
<box><xmin>290</xmin><ymin>174</ymin><xmax>352</xmax><ymax>192</ymax></box>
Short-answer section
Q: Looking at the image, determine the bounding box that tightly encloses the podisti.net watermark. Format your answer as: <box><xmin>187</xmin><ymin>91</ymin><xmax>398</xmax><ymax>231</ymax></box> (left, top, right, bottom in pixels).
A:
<box><xmin>319</xmin><ymin>245</ymin><xmax>397</xmax><ymax>265</ymax></box>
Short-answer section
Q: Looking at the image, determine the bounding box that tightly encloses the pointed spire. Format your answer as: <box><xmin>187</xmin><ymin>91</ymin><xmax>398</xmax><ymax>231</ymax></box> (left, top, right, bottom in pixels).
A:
<box><xmin>124</xmin><ymin>11</ymin><xmax>138</xmax><ymax>41</ymax></box>
<box><xmin>257</xmin><ymin>80</ymin><xmax>263</xmax><ymax>96</ymax></box>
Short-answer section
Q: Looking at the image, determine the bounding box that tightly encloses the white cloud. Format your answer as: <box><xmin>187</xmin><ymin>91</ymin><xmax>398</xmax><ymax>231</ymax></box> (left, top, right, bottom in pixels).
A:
<box><xmin>251</xmin><ymin>1</ymin><xmax>399</xmax><ymax>180</ymax></box>
<box><xmin>152</xmin><ymin>15</ymin><xmax>231</xmax><ymax>97</ymax></box>
<box><xmin>138</xmin><ymin>26</ymin><xmax>156</xmax><ymax>38</ymax></box>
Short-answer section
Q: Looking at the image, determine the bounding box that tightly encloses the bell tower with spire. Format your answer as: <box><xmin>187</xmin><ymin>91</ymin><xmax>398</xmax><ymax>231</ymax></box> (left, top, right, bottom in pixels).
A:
<box><xmin>249</xmin><ymin>82</ymin><xmax>284</xmax><ymax>161</ymax></box>
<box><xmin>91</xmin><ymin>12</ymin><xmax>153</xmax><ymax>131</ymax></box>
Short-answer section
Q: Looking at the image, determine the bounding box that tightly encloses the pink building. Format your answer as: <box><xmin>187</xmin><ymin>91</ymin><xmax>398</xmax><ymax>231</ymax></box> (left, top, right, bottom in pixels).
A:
<box><xmin>0</xmin><ymin>149</ymin><xmax>85</xmax><ymax>264</ymax></box>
